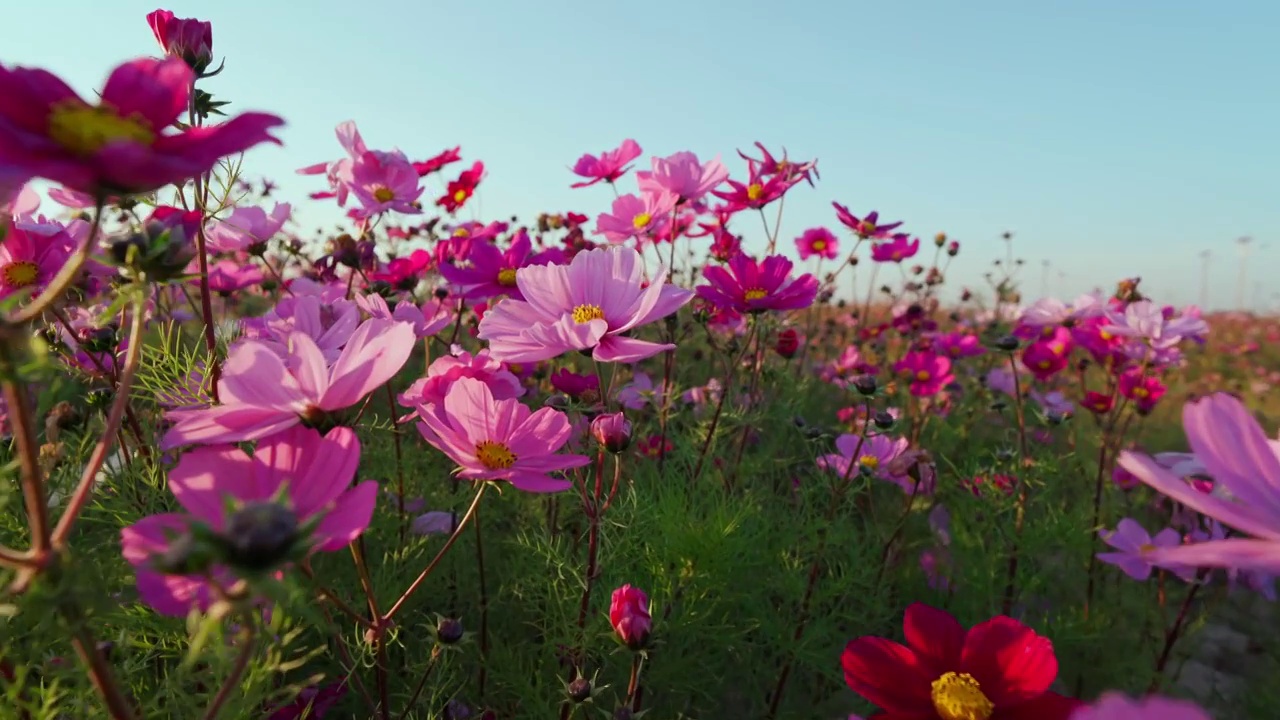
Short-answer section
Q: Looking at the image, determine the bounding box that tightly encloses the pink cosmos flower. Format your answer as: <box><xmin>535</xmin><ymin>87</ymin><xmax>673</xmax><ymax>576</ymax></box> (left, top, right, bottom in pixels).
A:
<box><xmin>0</xmin><ymin>220</ymin><xmax>78</xmax><ymax>301</ymax></box>
<box><xmin>895</xmin><ymin>351</ymin><xmax>954</xmax><ymax>396</ymax></box>
<box><xmin>371</xmin><ymin>248</ymin><xmax>432</xmax><ymax>291</ymax></box>
<box><xmin>397</xmin><ymin>346</ymin><xmax>523</xmax><ymax>419</ymax></box>
<box><xmin>818</xmin><ymin>433</ymin><xmax>910</xmax><ymax>484</ymax></box>
<box><xmin>594</xmin><ymin>190</ymin><xmax>677</xmax><ymax>244</ymax></box>
<box><xmin>1019</xmin><ymin>293</ymin><xmax>1105</xmax><ymax>328</ymax></box>
<box><xmin>206</xmin><ymin>202</ymin><xmax>291</xmax><ymax>253</ymax></box>
<box><xmin>354</xmin><ymin>293</ymin><xmax>451</xmax><ymax>340</ymax></box>
<box><xmin>570</xmin><ymin>139</ymin><xmax>642</xmax><ymax>188</ymax></box>
<box><xmin>1118</xmin><ymin>393</ymin><xmax>1280</xmax><ymax>574</ymax></box>
<box><xmin>636</xmin><ymin>151</ymin><xmax>729</xmax><ymax>203</ymax></box>
<box><xmin>477</xmin><ymin>246</ymin><xmax>693</xmax><ymax>363</ymax></box>
<box><xmin>0</xmin><ymin>171</ymin><xmax>37</xmax><ymax>216</ymax></box>
<box><xmin>204</xmin><ymin>258</ymin><xmax>264</xmax><ymax>293</ymax></box>
<box><xmin>934</xmin><ymin>332</ymin><xmax>985</xmax><ymax>359</ymax></box>
<box><xmin>1117</xmin><ymin>368</ymin><xmax>1166</xmax><ymax>413</ymax></box>
<box><xmin>439</xmin><ymin>231</ymin><xmax>548</xmax><ymax>300</ymax></box>
<box><xmin>0</xmin><ymin>57</ymin><xmax>283</xmax><ymax>195</ymax></box>
<box><xmin>146</xmin><ymin>9</ymin><xmax>214</xmax><ymax>73</ymax></box>
<box><xmin>160</xmin><ymin>319</ymin><xmax>415</xmax><ymax>448</ymax></box>
<box><xmin>870</xmin><ymin>234</ymin><xmax>920</xmax><ymax>263</ymax></box>
<box><xmin>56</xmin><ymin>304</ymin><xmax>133</xmax><ymax>376</ymax></box>
<box><xmin>695</xmin><ymin>253</ymin><xmax>818</xmax><ymax>314</ymax></box>
<box><xmin>297</xmin><ymin>121</ymin><xmax>373</xmax><ymax>205</ymax></box>
<box><xmin>414</xmin><ymin>377</ymin><xmax>591</xmax><ymax>493</ymax></box>
<box><xmin>1022</xmin><ymin>336</ymin><xmax>1071</xmax><ymax>381</ymax></box>
<box><xmin>1104</xmin><ymin>300</ymin><xmax>1208</xmax><ymax>351</ymax></box>
<box><xmin>1070</xmin><ymin>693</ymin><xmax>1211</xmax><ymax>720</ymax></box>
<box><xmin>1097</xmin><ymin>518</ymin><xmax>1194</xmax><ymax>582</ymax></box>
<box><xmin>616</xmin><ymin>371</ymin><xmax>670</xmax><ymax>411</ymax></box>
<box><xmin>350</xmin><ymin>151</ymin><xmax>424</xmax><ymax>218</ymax></box>
<box><xmin>248</xmin><ymin>294</ymin><xmax>360</xmax><ymax>364</ymax></box>
<box><xmin>120</xmin><ymin>426</ymin><xmax>376</xmax><ymax>616</ymax></box>
<box><xmin>795</xmin><ymin>227</ymin><xmax>839</xmax><ymax>260</ymax></box>
<box><xmin>711</xmin><ymin>166</ymin><xmax>791</xmax><ymax>211</ymax></box>
<box><xmin>832</xmin><ymin>204</ymin><xmax>903</xmax><ymax>239</ymax></box>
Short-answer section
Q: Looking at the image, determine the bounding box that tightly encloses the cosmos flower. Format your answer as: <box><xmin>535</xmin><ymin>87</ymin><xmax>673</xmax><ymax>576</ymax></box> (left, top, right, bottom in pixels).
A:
<box><xmin>832</xmin><ymin>204</ymin><xmax>903</xmax><ymax>239</ymax></box>
<box><xmin>795</xmin><ymin>227</ymin><xmax>840</xmax><ymax>260</ymax></box>
<box><xmin>570</xmin><ymin>138</ymin><xmax>642</xmax><ymax>188</ymax></box>
<box><xmin>206</xmin><ymin>202</ymin><xmax>291</xmax><ymax>253</ymax></box>
<box><xmin>635</xmin><ymin>151</ymin><xmax>728</xmax><ymax>203</ymax></box>
<box><xmin>594</xmin><ymin>189</ymin><xmax>677</xmax><ymax>244</ymax></box>
<box><xmin>695</xmin><ymin>253</ymin><xmax>818</xmax><ymax>314</ymax></box>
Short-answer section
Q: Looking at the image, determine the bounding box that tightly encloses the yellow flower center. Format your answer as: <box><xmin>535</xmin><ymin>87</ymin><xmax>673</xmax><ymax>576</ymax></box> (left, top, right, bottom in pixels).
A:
<box><xmin>572</xmin><ymin>304</ymin><xmax>605</xmax><ymax>324</ymax></box>
<box><xmin>744</xmin><ymin>288</ymin><xmax>768</xmax><ymax>301</ymax></box>
<box><xmin>453</xmin><ymin>189</ymin><xmax>468</xmax><ymax>203</ymax></box>
<box><xmin>1099</xmin><ymin>330</ymin><xmax>1113</xmax><ymax>341</ymax></box>
<box><xmin>632</xmin><ymin>212</ymin><xmax>652</xmax><ymax>230</ymax></box>
<box><xmin>1037</xmin><ymin>360</ymin><xmax>1051</xmax><ymax>370</ymax></box>
<box><xmin>508</xmin><ymin>363</ymin><xmax>523</xmax><ymax>374</ymax></box>
<box><xmin>892</xmin><ymin>251</ymin><xmax>903</xmax><ymax>260</ymax></box>
<box><xmin>373</xmin><ymin>187</ymin><xmax>395</xmax><ymax>203</ymax></box>
<box><xmin>858</xmin><ymin>455</ymin><xmax>879</xmax><ymax>470</ymax></box>
<box><xmin>497</xmin><ymin>268</ymin><xmax>518</xmax><ymax>287</ymax></box>
<box><xmin>858</xmin><ymin>220</ymin><xmax>876</xmax><ymax>235</ymax></box>
<box><xmin>1133</xmin><ymin>387</ymin><xmax>1149</xmax><ymax>398</ymax></box>
<box><xmin>475</xmin><ymin>440</ymin><xmax>516</xmax><ymax>470</ymax></box>
<box><xmin>46</xmin><ymin>101</ymin><xmax>154</xmax><ymax>156</ymax></box>
<box><xmin>931</xmin><ymin>672</ymin><xmax>994</xmax><ymax>720</ymax></box>
<box><xmin>746</xmin><ymin>183</ymin><xmax>764</xmax><ymax>201</ymax></box>
<box><xmin>2</xmin><ymin>261</ymin><xmax>40</xmax><ymax>288</ymax></box>
<box><xmin>1138</xmin><ymin>542</ymin><xmax>1156</xmax><ymax>553</ymax></box>
<box><xmin>811</xmin><ymin>239</ymin><xmax>826</xmax><ymax>251</ymax></box>
<box><xmin>915</xmin><ymin>370</ymin><xmax>931</xmax><ymax>382</ymax></box>
<box><xmin>453</xmin><ymin>228</ymin><xmax>470</xmax><ymax>237</ymax></box>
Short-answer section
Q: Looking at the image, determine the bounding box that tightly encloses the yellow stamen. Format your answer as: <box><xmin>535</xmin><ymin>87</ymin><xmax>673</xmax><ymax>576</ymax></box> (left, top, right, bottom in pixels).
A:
<box><xmin>572</xmin><ymin>304</ymin><xmax>605</xmax><ymax>324</ymax></box>
<box><xmin>746</xmin><ymin>183</ymin><xmax>764</xmax><ymax>201</ymax></box>
<box><xmin>2</xmin><ymin>261</ymin><xmax>40</xmax><ymax>288</ymax></box>
<box><xmin>475</xmin><ymin>440</ymin><xmax>516</xmax><ymax>470</ymax></box>
<box><xmin>497</xmin><ymin>268</ymin><xmax>517</xmax><ymax>287</ymax></box>
<box><xmin>453</xmin><ymin>228</ymin><xmax>470</xmax><ymax>237</ymax></box>
<box><xmin>1133</xmin><ymin>387</ymin><xmax>1149</xmax><ymax>398</ymax></box>
<box><xmin>744</xmin><ymin>288</ymin><xmax>768</xmax><ymax>301</ymax></box>
<box><xmin>373</xmin><ymin>187</ymin><xmax>395</xmax><ymax>203</ymax></box>
<box><xmin>931</xmin><ymin>672</ymin><xmax>994</xmax><ymax>720</ymax></box>
<box><xmin>46</xmin><ymin>101</ymin><xmax>154</xmax><ymax>156</ymax></box>
<box><xmin>915</xmin><ymin>370</ymin><xmax>931</xmax><ymax>382</ymax></box>
<box><xmin>858</xmin><ymin>455</ymin><xmax>879</xmax><ymax>470</ymax></box>
<box><xmin>453</xmin><ymin>189</ymin><xmax>468</xmax><ymax>203</ymax></box>
<box><xmin>632</xmin><ymin>212</ymin><xmax>652</xmax><ymax>230</ymax></box>
<box><xmin>811</xmin><ymin>239</ymin><xmax>826</xmax><ymax>251</ymax></box>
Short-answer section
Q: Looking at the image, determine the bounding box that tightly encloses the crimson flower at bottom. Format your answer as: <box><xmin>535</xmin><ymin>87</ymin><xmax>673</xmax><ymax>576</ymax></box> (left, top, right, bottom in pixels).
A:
<box><xmin>841</xmin><ymin>603</ymin><xmax>1082</xmax><ymax>720</ymax></box>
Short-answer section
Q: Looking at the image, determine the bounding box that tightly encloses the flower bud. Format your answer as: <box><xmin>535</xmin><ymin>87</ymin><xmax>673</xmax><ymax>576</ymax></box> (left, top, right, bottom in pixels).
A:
<box><xmin>567</xmin><ymin>677</ymin><xmax>592</xmax><ymax>703</ymax></box>
<box><xmin>221</xmin><ymin>501</ymin><xmax>300</xmax><ymax>571</ymax></box>
<box><xmin>609</xmin><ymin>585</ymin><xmax>651</xmax><ymax>650</ymax></box>
<box><xmin>993</xmin><ymin>335</ymin><xmax>1020</xmax><ymax>352</ymax></box>
<box><xmin>774</xmin><ymin>328</ymin><xmax>800</xmax><ymax>359</ymax></box>
<box><xmin>146</xmin><ymin>10</ymin><xmax>214</xmax><ymax>73</ymax></box>
<box><xmin>873</xmin><ymin>410</ymin><xmax>896</xmax><ymax>430</ymax></box>
<box><xmin>934</xmin><ymin>232</ymin><xmax>947</xmax><ymax>247</ymax></box>
<box><xmin>591</xmin><ymin>412</ymin><xmax>632</xmax><ymax>454</ymax></box>
<box><xmin>436</xmin><ymin>617</ymin><xmax>464</xmax><ymax>645</ymax></box>
<box><xmin>853</xmin><ymin>374</ymin><xmax>878</xmax><ymax>397</ymax></box>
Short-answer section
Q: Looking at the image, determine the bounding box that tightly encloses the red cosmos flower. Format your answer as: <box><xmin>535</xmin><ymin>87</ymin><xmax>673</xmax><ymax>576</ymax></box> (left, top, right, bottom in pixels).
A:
<box><xmin>842</xmin><ymin>603</ymin><xmax>1082</xmax><ymax>720</ymax></box>
<box><xmin>1081</xmin><ymin>391</ymin><xmax>1114</xmax><ymax>415</ymax></box>
<box><xmin>774</xmin><ymin>327</ymin><xmax>801</xmax><ymax>358</ymax></box>
<box><xmin>413</xmin><ymin>146</ymin><xmax>461</xmax><ymax>176</ymax></box>
<box><xmin>436</xmin><ymin>160</ymin><xmax>484</xmax><ymax>213</ymax></box>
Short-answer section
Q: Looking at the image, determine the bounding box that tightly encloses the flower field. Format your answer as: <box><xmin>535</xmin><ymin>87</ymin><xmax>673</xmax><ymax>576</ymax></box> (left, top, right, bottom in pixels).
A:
<box><xmin>1</xmin><ymin>8</ymin><xmax>1278</xmax><ymax>720</ymax></box>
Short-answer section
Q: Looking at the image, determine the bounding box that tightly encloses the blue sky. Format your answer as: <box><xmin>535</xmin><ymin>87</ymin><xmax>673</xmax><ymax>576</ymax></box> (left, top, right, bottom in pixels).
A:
<box><xmin>3</xmin><ymin>0</ymin><xmax>1278</xmax><ymax>309</ymax></box>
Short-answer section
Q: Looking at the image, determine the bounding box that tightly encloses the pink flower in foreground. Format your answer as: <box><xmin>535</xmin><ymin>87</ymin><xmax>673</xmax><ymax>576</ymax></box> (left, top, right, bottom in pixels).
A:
<box><xmin>120</xmin><ymin>426</ymin><xmax>376</xmax><ymax>616</ymax></box>
<box><xmin>795</xmin><ymin>227</ymin><xmax>839</xmax><ymax>260</ymax></box>
<box><xmin>570</xmin><ymin>138</ymin><xmax>642</xmax><ymax>188</ymax></box>
<box><xmin>1118</xmin><ymin>393</ymin><xmax>1280</xmax><ymax>574</ymax></box>
<box><xmin>0</xmin><ymin>57</ymin><xmax>283</xmax><ymax>195</ymax></box>
<box><xmin>161</xmin><ymin>319</ymin><xmax>414</xmax><ymax>448</ymax></box>
<box><xmin>414</xmin><ymin>377</ymin><xmax>590</xmax><ymax>493</ymax></box>
<box><xmin>1070</xmin><ymin>692</ymin><xmax>1210</xmax><ymax>720</ymax></box>
<box><xmin>695</xmin><ymin>253</ymin><xmax>818</xmax><ymax>314</ymax></box>
<box><xmin>477</xmin><ymin>246</ymin><xmax>693</xmax><ymax>363</ymax></box>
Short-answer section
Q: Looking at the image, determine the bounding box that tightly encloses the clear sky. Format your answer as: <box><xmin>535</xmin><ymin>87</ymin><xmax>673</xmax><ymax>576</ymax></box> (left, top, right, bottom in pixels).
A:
<box><xmin>3</xmin><ymin>0</ymin><xmax>1278</xmax><ymax>310</ymax></box>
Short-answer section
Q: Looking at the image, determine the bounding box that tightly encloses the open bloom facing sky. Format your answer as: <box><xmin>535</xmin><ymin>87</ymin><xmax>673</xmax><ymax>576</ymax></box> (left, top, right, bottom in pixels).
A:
<box><xmin>477</xmin><ymin>245</ymin><xmax>693</xmax><ymax>363</ymax></box>
<box><xmin>414</xmin><ymin>377</ymin><xmax>590</xmax><ymax>493</ymax></box>
<box><xmin>0</xmin><ymin>56</ymin><xmax>283</xmax><ymax>195</ymax></box>
<box><xmin>120</xmin><ymin>426</ymin><xmax>376</xmax><ymax>616</ymax></box>
<box><xmin>1118</xmin><ymin>392</ymin><xmax>1280</xmax><ymax>574</ymax></box>
<box><xmin>695</xmin><ymin>252</ymin><xmax>818</xmax><ymax>314</ymax></box>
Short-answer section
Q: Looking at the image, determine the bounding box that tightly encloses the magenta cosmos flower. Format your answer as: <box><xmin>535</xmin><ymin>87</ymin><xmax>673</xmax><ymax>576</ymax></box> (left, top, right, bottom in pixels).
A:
<box><xmin>594</xmin><ymin>189</ymin><xmax>677</xmax><ymax>244</ymax></box>
<box><xmin>121</xmin><ymin>426</ymin><xmax>376</xmax><ymax>616</ymax></box>
<box><xmin>477</xmin><ymin>246</ymin><xmax>693</xmax><ymax>364</ymax></box>
<box><xmin>832</xmin><ymin>203</ymin><xmax>903</xmax><ymax>239</ymax></box>
<box><xmin>0</xmin><ymin>221</ymin><xmax>78</xmax><ymax>301</ymax></box>
<box><xmin>570</xmin><ymin>138</ymin><xmax>642</xmax><ymax>188</ymax></box>
<box><xmin>146</xmin><ymin>9</ymin><xmax>214</xmax><ymax>73</ymax></box>
<box><xmin>161</xmin><ymin>319</ymin><xmax>415</xmax><ymax>448</ymax></box>
<box><xmin>896</xmin><ymin>351</ymin><xmax>954</xmax><ymax>396</ymax></box>
<box><xmin>1070</xmin><ymin>692</ymin><xmax>1210</xmax><ymax>720</ymax></box>
<box><xmin>795</xmin><ymin>227</ymin><xmax>839</xmax><ymax>260</ymax></box>
<box><xmin>0</xmin><ymin>57</ymin><xmax>283</xmax><ymax>195</ymax></box>
<box><xmin>415</xmin><ymin>377</ymin><xmax>591</xmax><ymax>493</ymax></box>
<box><xmin>1117</xmin><ymin>392</ymin><xmax>1280</xmax><ymax>574</ymax></box>
<box><xmin>818</xmin><ymin>433</ymin><xmax>909</xmax><ymax>482</ymax></box>
<box><xmin>397</xmin><ymin>346</ymin><xmax>523</xmax><ymax>420</ymax></box>
<box><xmin>871</xmin><ymin>234</ymin><xmax>920</xmax><ymax>263</ymax></box>
<box><xmin>439</xmin><ymin>231</ymin><xmax>550</xmax><ymax>300</ymax></box>
<box><xmin>695</xmin><ymin>253</ymin><xmax>819</xmax><ymax>314</ymax></box>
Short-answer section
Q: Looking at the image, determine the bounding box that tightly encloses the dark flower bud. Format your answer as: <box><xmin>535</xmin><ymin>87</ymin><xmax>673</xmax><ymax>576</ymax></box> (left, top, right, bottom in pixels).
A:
<box><xmin>993</xmin><ymin>335</ymin><xmax>1020</xmax><ymax>352</ymax></box>
<box><xmin>545</xmin><ymin>394</ymin><xmax>571</xmax><ymax>410</ymax></box>
<box><xmin>434</xmin><ymin>287</ymin><xmax>450</xmax><ymax>301</ymax></box>
<box><xmin>873</xmin><ymin>411</ymin><xmax>895</xmax><ymax>430</ymax></box>
<box><xmin>152</xmin><ymin>532</ymin><xmax>215</xmax><ymax>576</ymax></box>
<box><xmin>853</xmin><ymin>374</ymin><xmax>878</xmax><ymax>396</ymax></box>
<box><xmin>221</xmin><ymin>501</ymin><xmax>299</xmax><ymax>571</ymax></box>
<box><xmin>437</xmin><ymin>617</ymin><xmax>464</xmax><ymax>645</ymax></box>
<box><xmin>567</xmin><ymin>677</ymin><xmax>592</xmax><ymax>703</ymax></box>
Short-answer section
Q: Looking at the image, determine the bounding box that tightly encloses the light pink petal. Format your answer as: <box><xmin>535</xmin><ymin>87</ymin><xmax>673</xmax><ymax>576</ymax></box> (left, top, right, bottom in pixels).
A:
<box><xmin>1119</xmin><ymin>452</ymin><xmax>1280</xmax><ymax>541</ymax></box>
<box><xmin>218</xmin><ymin>340</ymin><xmax>311</xmax><ymax>409</ymax></box>
<box><xmin>291</xmin><ymin>427</ymin><xmax>361</xmax><ymax>518</ymax></box>
<box><xmin>593</xmin><ymin>335</ymin><xmax>675</xmax><ymax>363</ymax></box>
<box><xmin>1146</xmin><ymin>538</ymin><xmax>1280</xmax><ymax>574</ymax></box>
<box><xmin>508</xmin><ymin>473</ymin><xmax>573</xmax><ymax>493</ymax></box>
<box><xmin>168</xmin><ymin>445</ymin><xmax>259</xmax><ymax>527</ymax></box>
<box><xmin>1184</xmin><ymin>394</ymin><xmax>1280</xmax><ymax>517</ymax></box>
<box><xmin>160</xmin><ymin>406</ymin><xmax>298</xmax><ymax>449</ymax></box>
<box><xmin>313</xmin><ymin>480</ymin><xmax>378</xmax><ymax>551</ymax></box>
<box><xmin>514</xmin><ymin>262</ymin><xmax>574</xmax><ymax>320</ymax></box>
<box><xmin>321</xmin><ymin>319</ymin><xmax>415</xmax><ymax>408</ymax></box>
